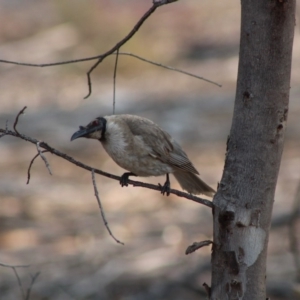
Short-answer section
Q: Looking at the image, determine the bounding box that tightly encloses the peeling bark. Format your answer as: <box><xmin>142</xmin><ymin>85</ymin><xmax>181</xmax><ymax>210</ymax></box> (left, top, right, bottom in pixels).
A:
<box><xmin>210</xmin><ymin>1</ymin><xmax>296</xmax><ymax>299</ymax></box>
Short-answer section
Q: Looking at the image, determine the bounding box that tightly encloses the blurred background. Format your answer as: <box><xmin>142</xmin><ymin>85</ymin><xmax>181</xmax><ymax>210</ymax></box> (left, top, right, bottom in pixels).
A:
<box><xmin>0</xmin><ymin>0</ymin><xmax>300</xmax><ymax>299</ymax></box>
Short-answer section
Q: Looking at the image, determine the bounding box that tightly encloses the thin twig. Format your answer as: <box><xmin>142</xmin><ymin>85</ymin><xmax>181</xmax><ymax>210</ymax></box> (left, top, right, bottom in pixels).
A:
<box><xmin>0</xmin><ymin>128</ymin><xmax>213</xmax><ymax>208</ymax></box>
<box><xmin>13</xmin><ymin>106</ymin><xmax>27</xmax><ymax>135</ymax></box>
<box><xmin>12</xmin><ymin>267</ymin><xmax>25</xmax><ymax>299</ymax></box>
<box><xmin>115</xmin><ymin>52</ymin><xmax>222</xmax><ymax>87</ymax></box>
<box><xmin>0</xmin><ymin>2</ymin><xmax>177</xmax><ymax>99</ymax></box>
<box><xmin>27</xmin><ymin>150</ymin><xmax>50</xmax><ymax>184</ymax></box>
<box><xmin>0</xmin><ymin>262</ymin><xmax>30</xmax><ymax>268</ymax></box>
<box><xmin>156</xmin><ymin>0</ymin><xmax>179</xmax><ymax>3</ymax></box>
<box><xmin>13</xmin><ymin>267</ymin><xmax>25</xmax><ymax>300</ymax></box>
<box><xmin>0</xmin><ymin>262</ymin><xmax>30</xmax><ymax>299</ymax></box>
<box><xmin>113</xmin><ymin>49</ymin><xmax>119</xmax><ymax>114</ymax></box>
<box><xmin>0</xmin><ymin>1</ymin><xmax>220</xmax><ymax>99</ymax></box>
<box><xmin>25</xmin><ymin>272</ymin><xmax>40</xmax><ymax>300</ymax></box>
<box><xmin>185</xmin><ymin>240</ymin><xmax>213</xmax><ymax>255</ymax></box>
<box><xmin>0</xmin><ymin>58</ymin><xmax>97</xmax><ymax>67</ymax></box>
<box><xmin>36</xmin><ymin>142</ymin><xmax>52</xmax><ymax>176</ymax></box>
<box><xmin>0</xmin><ymin>120</ymin><xmax>8</xmax><ymax>138</ymax></box>
<box><xmin>0</xmin><ymin>52</ymin><xmax>221</xmax><ymax>87</ymax></box>
<box><xmin>84</xmin><ymin>0</ymin><xmax>175</xmax><ymax>99</ymax></box>
<box><xmin>91</xmin><ymin>170</ymin><xmax>124</xmax><ymax>245</ymax></box>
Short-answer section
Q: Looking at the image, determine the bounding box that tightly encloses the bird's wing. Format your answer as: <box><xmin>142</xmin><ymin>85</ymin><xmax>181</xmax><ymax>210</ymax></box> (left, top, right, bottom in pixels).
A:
<box><xmin>167</xmin><ymin>140</ymin><xmax>200</xmax><ymax>175</ymax></box>
<box><xmin>123</xmin><ymin>115</ymin><xmax>199</xmax><ymax>175</ymax></box>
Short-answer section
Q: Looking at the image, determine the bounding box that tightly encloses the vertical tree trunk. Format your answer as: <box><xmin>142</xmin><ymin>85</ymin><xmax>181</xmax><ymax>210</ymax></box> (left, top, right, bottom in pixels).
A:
<box><xmin>210</xmin><ymin>1</ymin><xmax>296</xmax><ymax>299</ymax></box>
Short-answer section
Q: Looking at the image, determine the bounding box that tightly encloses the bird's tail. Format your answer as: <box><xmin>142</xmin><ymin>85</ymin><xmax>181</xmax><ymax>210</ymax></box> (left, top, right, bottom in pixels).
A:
<box><xmin>173</xmin><ymin>171</ymin><xmax>215</xmax><ymax>197</ymax></box>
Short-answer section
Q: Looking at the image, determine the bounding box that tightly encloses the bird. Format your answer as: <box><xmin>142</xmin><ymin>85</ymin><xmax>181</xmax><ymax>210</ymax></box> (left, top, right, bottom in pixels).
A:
<box><xmin>71</xmin><ymin>114</ymin><xmax>215</xmax><ymax>197</ymax></box>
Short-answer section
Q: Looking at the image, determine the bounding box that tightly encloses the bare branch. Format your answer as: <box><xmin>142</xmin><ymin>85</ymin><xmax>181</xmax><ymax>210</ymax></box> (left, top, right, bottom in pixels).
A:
<box><xmin>0</xmin><ymin>262</ymin><xmax>39</xmax><ymax>300</ymax></box>
<box><xmin>91</xmin><ymin>169</ymin><xmax>124</xmax><ymax>245</ymax></box>
<box><xmin>153</xmin><ymin>0</ymin><xmax>179</xmax><ymax>4</ymax></box>
<box><xmin>0</xmin><ymin>262</ymin><xmax>30</xmax><ymax>299</ymax></box>
<box><xmin>36</xmin><ymin>142</ymin><xmax>52</xmax><ymax>176</ymax></box>
<box><xmin>25</xmin><ymin>272</ymin><xmax>40</xmax><ymax>300</ymax></box>
<box><xmin>185</xmin><ymin>240</ymin><xmax>213</xmax><ymax>255</ymax></box>
<box><xmin>0</xmin><ymin>52</ymin><xmax>220</xmax><ymax>87</ymax></box>
<box><xmin>13</xmin><ymin>106</ymin><xmax>27</xmax><ymax>135</ymax></box>
<box><xmin>113</xmin><ymin>49</ymin><xmax>119</xmax><ymax>114</ymax></box>
<box><xmin>27</xmin><ymin>150</ymin><xmax>49</xmax><ymax>184</ymax></box>
<box><xmin>14</xmin><ymin>268</ymin><xmax>25</xmax><ymax>299</ymax></box>
<box><xmin>0</xmin><ymin>120</ymin><xmax>8</xmax><ymax>138</ymax></box>
<box><xmin>84</xmin><ymin>1</ymin><xmax>173</xmax><ymax>98</ymax></box>
<box><xmin>115</xmin><ymin>52</ymin><xmax>222</xmax><ymax>87</ymax></box>
<box><xmin>0</xmin><ymin>1</ymin><xmax>221</xmax><ymax>99</ymax></box>
<box><xmin>0</xmin><ymin>262</ymin><xmax>30</xmax><ymax>268</ymax></box>
<box><xmin>0</xmin><ymin>5</ymin><xmax>161</xmax><ymax>69</ymax></box>
<box><xmin>0</xmin><ymin>57</ymin><xmax>96</xmax><ymax>67</ymax></box>
<box><xmin>0</xmin><ymin>128</ymin><xmax>213</xmax><ymax>208</ymax></box>
<box><xmin>0</xmin><ymin>2</ymin><xmax>178</xmax><ymax>99</ymax></box>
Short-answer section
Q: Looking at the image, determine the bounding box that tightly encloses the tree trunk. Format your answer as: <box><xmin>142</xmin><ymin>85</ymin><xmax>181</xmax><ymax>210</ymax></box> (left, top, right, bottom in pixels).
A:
<box><xmin>210</xmin><ymin>1</ymin><xmax>296</xmax><ymax>299</ymax></box>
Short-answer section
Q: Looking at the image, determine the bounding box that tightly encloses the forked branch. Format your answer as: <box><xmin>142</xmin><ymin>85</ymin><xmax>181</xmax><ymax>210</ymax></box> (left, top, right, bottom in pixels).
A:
<box><xmin>91</xmin><ymin>169</ymin><xmax>124</xmax><ymax>245</ymax></box>
<box><xmin>0</xmin><ymin>0</ymin><xmax>221</xmax><ymax>99</ymax></box>
<box><xmin>0</xmin><ymin>262</ymin><xmax>30</xmax><ymax>300</ymax></box>
<box><xmin>27</xmin><ymin>150</ymin><xmax>50</xmax><ymax>184</ymax></box>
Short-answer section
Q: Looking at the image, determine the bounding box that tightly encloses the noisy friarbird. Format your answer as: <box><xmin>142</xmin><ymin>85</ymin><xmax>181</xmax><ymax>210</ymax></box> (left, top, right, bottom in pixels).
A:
<box><xmin>71</xmin><ymin>114</ymin><xmax>215</xmax><ymax>197</ymax></box>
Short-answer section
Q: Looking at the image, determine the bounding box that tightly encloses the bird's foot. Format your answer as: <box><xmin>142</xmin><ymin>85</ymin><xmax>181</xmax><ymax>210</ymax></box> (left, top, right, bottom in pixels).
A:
<box><xmin>159</xmin><ymin>181</ymin><xmax>171</xmax><ymax>196</ymax></box>
<box><xmin>120</xmin><ymin>172</ymin><xmax>136</xmax><ymax>187</ymax></box>
<box><xmin>159</xmin><ymin>173</ymin><xmax>171</xmax><ymax>196</ymax></box>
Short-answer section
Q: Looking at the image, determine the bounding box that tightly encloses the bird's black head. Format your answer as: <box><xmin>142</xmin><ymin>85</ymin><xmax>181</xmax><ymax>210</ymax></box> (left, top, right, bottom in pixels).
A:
<box><xmin>71</xmin><ymin>117</ymin><xmax>107</xmax><ymax>142</ymax></box>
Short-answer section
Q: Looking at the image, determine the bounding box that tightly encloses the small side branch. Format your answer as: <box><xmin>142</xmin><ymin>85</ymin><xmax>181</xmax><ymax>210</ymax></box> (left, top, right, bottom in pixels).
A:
<box><xmin>115</xmin><ymin>52</ymin><xmax>222</xmax><ymax>87</ymax></box>
<box><xmin>36</xmin><ymin>142</ymin><xmax>52</xmax><ymax>175</ymax></box>
<box><xmin>91</xmin><ymin>170</ymin><xmax>124</xmax><ymax>245</ymax></box>
<box><xmin>25</xmin><ymin>272</ymin><xmax>40</xmax><ymax>300</ymax></box>
<box><xmin>0</xmin><ymin>1</ymin><xmax>221</xmax><ymax>99</ymax></box>
<box><xmin>13</xmin><ymin>106</ymin><xmax>27</xmax><ymax>135</ymax></box>
<box><xmin>0</xmin><ymin>120</ymin><xmax>8</xmax><ymax>138</ymax></box>
<box><xmin>0</xmin><ymin>2</ymin><xmax>180</xmax><ymax>99</ymax></box>
<box><xmin>0</xmin><ymin>262</ymin><xmax>30</xmax><ymax>300</ymax></box>
<box><xmin>83</xmin><ymin>0</ymin><xmax>176</xmax><ymax>98</ymax></box>
<box><xmin>185</xmin><ymin>240</ymin><xmax>213</xmax><ymax>255</ymax></box>
<box><xmin>27</xmin><ymin>150</ymin><xmax>50</xmax><ymax>184</ymax></box>
<box><xmin>0</xmin><ymin>262</ymin><xmax>30</xmax><ymax>268</ymax></box>
<box><xmin>0</xmin><ymin>52</ymin><xmax>221</xmax><ymax>88</ymax></box>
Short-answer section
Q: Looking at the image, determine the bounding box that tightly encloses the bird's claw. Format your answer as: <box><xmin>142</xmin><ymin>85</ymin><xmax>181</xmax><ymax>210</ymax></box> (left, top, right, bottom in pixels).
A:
<box><xmin>120</xmin><ymin>172</ymin><xmax>136</xmax><ymax>187</ymax></box>
<box><xmin>120</xmin><ymin>174</ymin><xmax>129</xmax><ymax>187</ymax></box>
<box><xmin>159</xmin><ymin>182</ymin><xmax>171</xmax><ymax>196</ymax></box>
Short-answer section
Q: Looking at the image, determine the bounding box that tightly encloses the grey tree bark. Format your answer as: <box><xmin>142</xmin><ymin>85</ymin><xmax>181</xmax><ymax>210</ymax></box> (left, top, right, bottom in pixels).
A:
<box><xmin>210</xmin><ymin>1</ymin><xmax>296</xmax><ymax>299</ymax></box>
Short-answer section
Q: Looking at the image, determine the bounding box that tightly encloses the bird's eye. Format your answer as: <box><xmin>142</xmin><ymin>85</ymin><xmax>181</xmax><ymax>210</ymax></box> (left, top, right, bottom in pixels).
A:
<box><xmin>91</xmin><ymin>120</ymin><xmax>99</xmax><ymax>126</ymax></box>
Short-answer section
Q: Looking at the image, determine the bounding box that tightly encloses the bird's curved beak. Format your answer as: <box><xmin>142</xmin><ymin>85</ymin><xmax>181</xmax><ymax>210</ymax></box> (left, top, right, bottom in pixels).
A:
<box><xmin>70</xmin><ymin>126</ymin><xmax>89</xmax><ymax>141</ymax></box>
<box><xmin>71</xmin><ymin>124</ymin><xmax>103</xmax><ymax>141</ymax></box>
